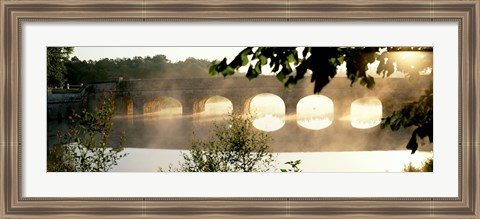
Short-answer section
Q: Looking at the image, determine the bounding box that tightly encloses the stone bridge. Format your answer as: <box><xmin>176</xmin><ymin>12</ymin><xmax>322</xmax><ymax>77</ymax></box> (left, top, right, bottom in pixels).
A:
<box><xmin>113</xmin><ymin>75</ymin><xmax>430</xmax><ymax>120</ymax></box>
<box><xmin>49</xmin><ymin>75</ymin><xmax>433</xmax><ymax>152</ymax></box>
<box><xmin>91</xmin><ymin>75</ymin><xmax>434</xmax><ymax>152</ymax></box>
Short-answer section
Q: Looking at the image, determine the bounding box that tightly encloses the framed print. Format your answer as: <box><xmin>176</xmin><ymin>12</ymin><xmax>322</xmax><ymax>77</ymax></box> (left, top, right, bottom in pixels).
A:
<box><xmin>1</xmin><ymin>0</ymin><xmax>479</xmax><ymax>218</ymax></box>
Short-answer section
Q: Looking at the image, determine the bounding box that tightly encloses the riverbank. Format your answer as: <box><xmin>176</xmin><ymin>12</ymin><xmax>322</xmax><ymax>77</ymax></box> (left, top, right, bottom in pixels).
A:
<box><xmin>109</xmin><ymin>148</ymin><xmax>432</xmax><ymax>172</ymax></box>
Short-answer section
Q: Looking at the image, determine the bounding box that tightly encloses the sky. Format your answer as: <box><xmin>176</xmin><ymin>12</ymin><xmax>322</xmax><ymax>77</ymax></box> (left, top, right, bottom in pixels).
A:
<box><xmin>72</xmin><ymin>47</ymin><xmax>243</xmax><ymax>63</ymax></box>
<box><xmin>71</xmin><ymin>46</ymin><xmax>416</xmax><ymax>78</ymax></box>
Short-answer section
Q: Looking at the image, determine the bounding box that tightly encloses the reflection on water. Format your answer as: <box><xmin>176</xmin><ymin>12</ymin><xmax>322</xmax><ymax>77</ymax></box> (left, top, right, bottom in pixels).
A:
<box><xmin>110</xmin><ymin>148</ymin><xmax>433</xmax><ymax>172</ymax></box>
<box><xmin>252</xmin><ymin>114</ymin><xmax>285</xmax><ymax>132</ymax></box>
<box><xmin>47</xmin><ymin>94</ymin><xmax>431</xmax><ymax>154</ymax></box>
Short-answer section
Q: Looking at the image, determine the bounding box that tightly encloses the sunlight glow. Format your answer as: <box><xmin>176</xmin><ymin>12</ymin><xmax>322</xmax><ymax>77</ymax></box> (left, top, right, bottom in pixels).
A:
<box><xmin>250</xmin><ymin>93</ymin><xmax>285</xmax><ymax>132</ymax></box>
<box><xmin>297</xmin><ymin>95</ymin><xmax>334</xmax><ymax>130</ymax></box>
<box><xmin>203</xmin><ymin>96</ymin><xmax>232</xmax><ymax>116</ymax></box>
<box><xmin>351</xmin><ymin>97</ymin><xmax>382</xmax><ymax>129</ymax></box>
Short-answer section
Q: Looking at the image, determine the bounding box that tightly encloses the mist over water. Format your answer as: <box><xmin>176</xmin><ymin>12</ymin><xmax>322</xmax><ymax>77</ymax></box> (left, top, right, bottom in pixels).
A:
<box><xmin>48</xmin><ymin>87</ymin><xmax>432</xmax><ymax>154</ymax></box>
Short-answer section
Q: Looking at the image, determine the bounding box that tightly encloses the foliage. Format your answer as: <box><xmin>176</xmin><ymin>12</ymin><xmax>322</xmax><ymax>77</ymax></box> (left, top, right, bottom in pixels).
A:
<box><xmin>163</xmin><ymin>113</ymin><xmax>276</xmax><ymax>172</ymax></box>
<box><xmin>65</xmin><ymin>55</ymin><xmax>212</xmax><ymax>84</ymax></box>
<box><xmin>210</xmin><ymin>47</ymin><xmax>432</xmax><ymax>93</ymax></box>
<box><xmin>403</xmin><ymin>157</ymin><xmax>433</xmax><ymax>172</ymax></box>
<box><xmin>47</xmin><ymin>92</ymin><xmax>127</xmax><ymax>172</ymax></box>
<box><xmin>210</xmin><ymin>47</ymin><xmax>433</xmax><ymax>153</ymax></box>
<box><xmin>47</xmin><ymin>47</ymin><xmax>74</xmax><ymax>88</ymax></box>
<box><xmin>280</xmin><ymin>160</ymin><xmax>302</xmax><ymax>172</ymax></box>
<box><xmin>381</xmin><ymin>85</ymin><xmax>433</xmax><ymax>153</ymax></box>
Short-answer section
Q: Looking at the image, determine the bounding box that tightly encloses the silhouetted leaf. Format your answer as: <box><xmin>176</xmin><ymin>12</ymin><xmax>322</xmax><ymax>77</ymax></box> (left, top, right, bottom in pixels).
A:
<box><xmin>272</xmin><ymin>62</ymin><xmax>280</xmax><ymax>72</ymax></box>
<box><xmin>384</xmin><ymin>60</ymin><xmax>395</xmax><ymax>77</ymax></box>
<box><xmin>361</xmin><ymin>76</ymin><xmax>375</xmax><ymax>89</ymax></box>
<box><xmin>302</xmin><ymin>47</ymin><xmax>310</xmax><ymax>59</ymax></box>
<box><xmin>295</xmin><ymin>62</ymin><xmax>307</xmax><ymax>80</ymax></box>
<box><xmin>215</xmin><ymin>58</ymin><xmax>228</xmax><ymax>72</ymax></box>
<box><xmin>407</xmin><ymin>128</ymin><xmax>420</xmax><ymax>154</ymax></box>
<box><xmin>240</xmin><ymin>47</ymin><xmax>253</xmax><ymax>66</ymax></box>
<box><xmin>228</xmin><ymin>55</ymin><xmax>243</xmax><ymax>69</ymax></box>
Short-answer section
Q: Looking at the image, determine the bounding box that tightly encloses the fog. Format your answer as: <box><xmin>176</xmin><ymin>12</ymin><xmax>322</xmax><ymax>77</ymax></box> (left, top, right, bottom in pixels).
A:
<box><xmin>50</xmin><ymin>82</ymin><xmax>432</xmax><ymax>153</ymax></box>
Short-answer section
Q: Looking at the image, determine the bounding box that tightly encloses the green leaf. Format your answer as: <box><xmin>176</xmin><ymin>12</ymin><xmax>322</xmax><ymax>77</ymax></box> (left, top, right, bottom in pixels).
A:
<box><xmin>259</xmin><ymin>55</ymin><xmax>267</xmax><ymax>65</ymax></box>
<box><xmin>287</xmin><ymin>54</ymin><xmax>295</xmax><ymax>63</ymax></box>
<box><xmin>223</xmin><ymin>66</ymin><xmax>236</xmax><ymax>76</ymax></box>
<box><xmin>254</xmin><ymin>61</ymin><xmax>262</xmax><ymax>75</ymax></box>
<box><xmin>246</xmin><ymin>66</ymin><xmax>258</xmax><ymax>80</ymax></box>
<box><xmin>276</xmin><ymin>72</ymin><xmax>285</xmax><ymax>82</ymax></box>
<box><xmin>328</xmin><ymin>57</ymin><xmax>337</xmax><ymax>65</ymax></box>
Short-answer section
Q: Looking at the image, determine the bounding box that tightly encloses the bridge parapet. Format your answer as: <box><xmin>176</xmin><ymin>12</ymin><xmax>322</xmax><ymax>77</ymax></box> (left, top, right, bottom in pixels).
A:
<box><xmin>115</xmin><ymin>75</ymin><xmax>431</xmax><ymax>117</ymax></box>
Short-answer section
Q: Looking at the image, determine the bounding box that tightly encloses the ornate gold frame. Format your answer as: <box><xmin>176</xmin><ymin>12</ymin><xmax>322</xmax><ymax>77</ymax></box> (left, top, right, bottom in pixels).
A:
<box><xmin>1</xmin><ymin>0</ymin><xmax>478</xmax><ymax>218</ymax></box>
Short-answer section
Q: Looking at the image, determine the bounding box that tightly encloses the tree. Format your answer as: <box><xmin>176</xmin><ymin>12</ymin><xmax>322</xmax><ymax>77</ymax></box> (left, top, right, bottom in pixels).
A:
<box><xmin>65</xmin><ymin>55</ymin><xmax>211</xmax><ymax>84</ymax></box>
<box><xmin>47</xmin><ymin>47</ymin><xmax>74</xmax><ymax>88</ymax></box>
<box><xmin>381</xmin><ymin>86</ymin><xmax>433</xmax><ymax>153</ymax></box>
<box><xmin>210</xmin><ymin>47</ymin><xmax>433</xmax><ymax>153</ymax></box>
<box><xmin>47</xmin><ymin>91</ymin><xmax>128</xmax><ymax>172</ymax></box>
<box><xmin>163</xmin><ymin>113</ymin><xmax>276</xmax><ymax>172</ymax></box>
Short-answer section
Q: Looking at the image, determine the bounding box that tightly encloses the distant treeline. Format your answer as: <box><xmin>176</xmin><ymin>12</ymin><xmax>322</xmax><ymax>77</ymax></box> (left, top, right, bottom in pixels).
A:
<box><xmin>65</xmin><ymin>55</ymin><xmax>214</xmax><ymax>85</ymax></box>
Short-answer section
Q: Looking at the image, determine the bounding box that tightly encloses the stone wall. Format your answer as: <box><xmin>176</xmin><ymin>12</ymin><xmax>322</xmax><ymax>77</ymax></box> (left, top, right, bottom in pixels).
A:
<box><xmin>47</xmin><ymin>82</ymin><xmax>117</xmax><ymax>120</ymax></box>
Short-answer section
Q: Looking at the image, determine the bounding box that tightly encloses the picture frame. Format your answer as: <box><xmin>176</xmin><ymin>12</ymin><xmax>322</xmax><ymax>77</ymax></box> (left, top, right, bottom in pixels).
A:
<box><xmin>1</xmin><ymin>0</ymin><xmax>478</xmax><ymax>218</ymax></box>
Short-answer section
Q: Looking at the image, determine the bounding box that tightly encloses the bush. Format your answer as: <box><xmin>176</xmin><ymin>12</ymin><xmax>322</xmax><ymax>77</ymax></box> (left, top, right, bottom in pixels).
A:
<box><xmin>403</xmin><ymin>157</ymin><xmax>433</xmax><ymax>172</ymax></box>
<box><xmin>47</xmin><ymin>92</ymin><xmax>127</xmax><ymax>172</ymax></box>
<box><xmin>280</xmin><ymin>160</ymin><xmax>302</xmax><ymax>172</ymax></box>
<box><xmin>164</xmin><ymin>113</ymin><xmax>276</xmax><ymax>172</ymax></box>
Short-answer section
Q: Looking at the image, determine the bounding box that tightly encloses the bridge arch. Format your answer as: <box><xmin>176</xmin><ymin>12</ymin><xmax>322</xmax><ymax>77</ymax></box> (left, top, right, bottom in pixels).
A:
<box><xmin>249</xmin><ymin>93</ymin><xmax>286</xmax><ymax>132</ymax></box>
<box><xmin>118</xmin><ymin>96</ymin><xmax>133</xmax><ymax>115</ymax></box>
<box><xmin>143</xmin><ymin>96</ymin><xmax>183</xmax><ymax>116</ymax></box>
<box><xmin>350</xmin><ymin>97</ymin><xmax>383</xmax><ymax>129</ymax></box>
<box><xmin>193</xmin><ymin>95</ymin><xmax>233</xmax><ymax>115</ymax></box>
